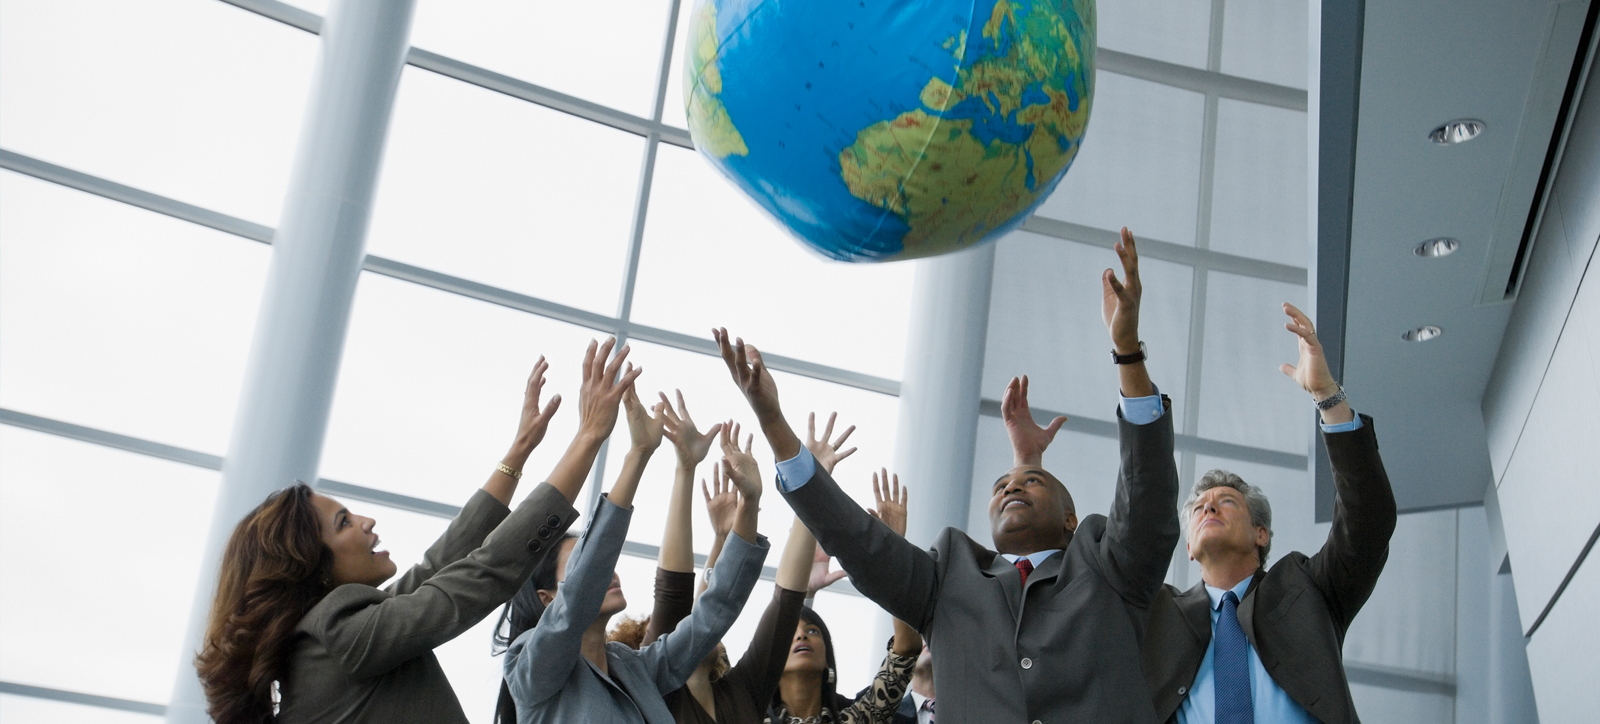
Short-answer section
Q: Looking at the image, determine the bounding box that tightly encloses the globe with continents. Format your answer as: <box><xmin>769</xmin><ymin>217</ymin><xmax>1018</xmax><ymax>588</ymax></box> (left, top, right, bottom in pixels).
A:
<box><xmin>685</xmin><ymin>0</ymin><xmax>1095</xmax><ymax>262</ymax></box>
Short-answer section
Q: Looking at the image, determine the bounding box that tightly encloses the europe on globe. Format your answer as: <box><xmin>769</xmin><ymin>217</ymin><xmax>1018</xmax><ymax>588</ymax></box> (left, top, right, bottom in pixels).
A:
<box><xmin>685</xmin><ymin>0</ymin><xmax>1096</xmax><ymax>262</ymax></box>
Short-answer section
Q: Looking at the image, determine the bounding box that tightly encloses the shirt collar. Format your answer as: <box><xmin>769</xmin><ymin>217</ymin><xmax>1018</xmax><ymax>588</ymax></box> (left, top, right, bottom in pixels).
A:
<box><xmin>1204</xmin><ymin>575</ymin><xmax>1255</xmax><ymax>611</ymax></box>
<box><xmin>999</xmin><ymin>550</ymin><xmax>1062</xmax><ymax>567</ymax></box>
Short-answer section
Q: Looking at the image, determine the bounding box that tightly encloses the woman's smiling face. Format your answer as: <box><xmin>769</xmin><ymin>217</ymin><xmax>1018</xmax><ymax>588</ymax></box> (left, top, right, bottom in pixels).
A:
<box><xmin>311</xmin><ymin>494</ymin><xmax>396</xmax><ymax>587</ymax></box>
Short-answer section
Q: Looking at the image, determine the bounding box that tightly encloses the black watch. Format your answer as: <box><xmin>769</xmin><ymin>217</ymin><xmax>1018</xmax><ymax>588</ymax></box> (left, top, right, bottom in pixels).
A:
<box><xmin>1111</xmin><ymin>341</ymin><xmax>1147</xmax><ymax>365</ymax></box>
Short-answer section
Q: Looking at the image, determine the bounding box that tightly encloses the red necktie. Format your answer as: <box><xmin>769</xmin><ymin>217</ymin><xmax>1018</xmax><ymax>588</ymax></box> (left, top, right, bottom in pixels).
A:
<box><xmin>1015</xmin><ymin>557</ymin><xmax>1034</xmax><ymax>588</ymax></box>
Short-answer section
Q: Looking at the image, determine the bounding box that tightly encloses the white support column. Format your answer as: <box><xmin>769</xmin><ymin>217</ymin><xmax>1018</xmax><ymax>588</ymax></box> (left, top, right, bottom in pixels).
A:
<box><xmin>165</xmin><ymin>2</ymin><xmax>416</xmax><ymax>721</ymax></box>
<box><xmin>873</xmin><ymin>244</ymin><xmax>995</xmax><ymax>644</ymax></box>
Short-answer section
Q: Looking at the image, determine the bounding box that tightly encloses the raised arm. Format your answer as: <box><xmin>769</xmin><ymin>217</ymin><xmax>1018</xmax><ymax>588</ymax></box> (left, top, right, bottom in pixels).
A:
<box><xmin>1281</xmin><ymin>302</ymin><xmax>1396</xmax><ymax>624</ymax></box>
<box><xmin>697</xmin><ymin>456</ymin><xmax>740</xmax><ymax>596</ymax></box>
<box><xmin>1098</xmin><ymin>229</ymin><xmax>1180</xmax><ymax>605</ymax></box>
<box><xmin>1003</xmin><ymin>375</ymin><xmax>1067</xmax><ymax>468</ymax></box>
<box><xmin>659</xmin><ymin>390</ymin><xmax>723</xmax><ymax>571</ymax></box>
<box><xmin>545</xmin><ymin>338</ymin><xmax>643</xmax><ymax>505</ymax></box>
<box><xmin>643</xmin><ymin>392</ymin><xmax>722</xmax><ymax>645</ymax></box>
<box><xmin>485</xmin><ymin>356</ymin><xmax>563</xmax><ymax>504</ymax></box>
<box><xmin>870</xmin><ymin>471</ymin><xmax>925</xmax><ymax>658</ymax></box>
<box><xmin>388</xmin><ymin>356</ymin><xmax>562</xmax><ymax>595</ymax></box>
<box><xmin>609</xmin><ymin>382</ymin><xmax>666</xmax><ymax>509</ymax></box>
<box><xmin>715</xmin><ymin>330</ymin><xmax>940</xmax><ymax>629</ymax></box>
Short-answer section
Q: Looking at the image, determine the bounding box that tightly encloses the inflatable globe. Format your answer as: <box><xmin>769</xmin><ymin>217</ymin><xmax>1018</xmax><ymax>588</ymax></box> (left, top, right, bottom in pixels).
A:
<box><xmin>685</xmin><ymin>0</ymin><xmax>1095</xmax><ymax>262</ymax></box>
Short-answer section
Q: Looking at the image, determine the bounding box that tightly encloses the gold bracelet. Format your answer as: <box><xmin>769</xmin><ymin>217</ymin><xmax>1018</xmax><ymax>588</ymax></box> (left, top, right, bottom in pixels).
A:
<box><xmin>496</xmin><ymin>462</ymin><xmax>523</xmax><ymax>480</ymax></box>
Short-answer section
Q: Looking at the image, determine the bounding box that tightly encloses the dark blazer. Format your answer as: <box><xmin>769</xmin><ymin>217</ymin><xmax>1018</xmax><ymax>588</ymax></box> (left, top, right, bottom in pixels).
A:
<box><xmin>782</xmin><ymin>404</ymin><xmax>1180</xmax><ymax>724</ymax></box>
<box><xmin>277</xmin><ymin>484</ymin><xmax>579</xmax><ymax>724</ymax></box>
<box><xmin>1142</xmin><ymin>415</ymin><xmax>1397</xmax><ymax>724</ymax></box>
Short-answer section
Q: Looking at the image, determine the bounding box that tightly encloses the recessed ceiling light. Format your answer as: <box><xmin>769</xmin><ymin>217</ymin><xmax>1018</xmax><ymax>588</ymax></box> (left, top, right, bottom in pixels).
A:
<box><xmin>1401</xmin><ymin>325</ymin><xmax>1443</xmax><ymax>342</ymax></box>
<box><xmin>1414</xmin><ymin>237</ymin><xmax>1460</xmax><ymax>257</ymax></box>
<box><xmin>1429</xmin><ymin>119</ymin><xmax>1485</xmax><ymax>145</ymax></box>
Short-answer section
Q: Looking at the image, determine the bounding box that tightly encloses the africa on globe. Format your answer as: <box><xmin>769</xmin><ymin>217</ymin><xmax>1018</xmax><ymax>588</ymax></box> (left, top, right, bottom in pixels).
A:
<box><xmin>685</xmin><ymin>0</ymin><xmax>1096</xmax><ymax>262</ymax></box>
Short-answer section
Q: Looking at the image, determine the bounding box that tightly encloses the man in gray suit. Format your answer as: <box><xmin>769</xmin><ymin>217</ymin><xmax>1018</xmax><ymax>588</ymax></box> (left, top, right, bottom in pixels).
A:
<box><xmin>715</xmin><ymin>229</ymin><xmax>1179</xmax><ymax>724</ymax></box>
<box><xmin>1135</xmin><ymin>303</ymin><xmax>1397</xmax><ymax>724</ymax></box>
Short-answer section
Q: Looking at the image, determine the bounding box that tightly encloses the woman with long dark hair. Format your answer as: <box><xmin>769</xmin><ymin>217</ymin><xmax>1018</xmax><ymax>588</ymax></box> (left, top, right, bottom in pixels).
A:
<box><xmin>195</xmin><ymin>339</ymin><xmax>640</xmax><ymax>724</ymax></box>
<box><xmin>767</xmin><ymin>469</ymin><xmax>920</xmax><ymax>724</ymax></box>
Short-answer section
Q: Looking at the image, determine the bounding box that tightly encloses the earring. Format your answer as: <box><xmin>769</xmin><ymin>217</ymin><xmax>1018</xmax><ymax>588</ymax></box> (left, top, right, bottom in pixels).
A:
<box><xmin>827</xmin><ymin>667</ymin><xmax>836</xmax><ymax>684</ymax></box>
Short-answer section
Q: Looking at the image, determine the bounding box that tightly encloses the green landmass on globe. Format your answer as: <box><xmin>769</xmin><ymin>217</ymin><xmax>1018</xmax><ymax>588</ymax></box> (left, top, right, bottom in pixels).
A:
<box><xmin>686</xmin><ymin>0</ymin><xmax>1095</xmax><ymax>262</ymax></box>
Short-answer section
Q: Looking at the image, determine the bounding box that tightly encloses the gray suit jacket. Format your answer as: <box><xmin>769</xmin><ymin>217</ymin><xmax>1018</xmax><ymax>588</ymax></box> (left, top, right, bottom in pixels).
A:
<box><xmin>505</xmin><ymin>496</ymin><xmax>769</xmax><ymax>724</ymax></box>
<box><xmin>783</xmin><ymin>404</ymin><xmax>1180</xmax><ymax>724</ymax></box>
<box><xmin>1142</xmin><ymin>415</ymin><xmax>1397</xmax><ymax>724</ymax></box>
<box><xmin>277</xmin><ymin>484</ymin><xmax>579</xmax><ymax>724</ymax></box>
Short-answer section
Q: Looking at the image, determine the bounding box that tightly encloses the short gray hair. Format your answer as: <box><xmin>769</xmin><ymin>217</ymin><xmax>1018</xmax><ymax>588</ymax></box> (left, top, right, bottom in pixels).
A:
<box><xmin>1180</xmin><ymin>469</ymin><xmax>1273</xmax><ymax>566</ymax></box>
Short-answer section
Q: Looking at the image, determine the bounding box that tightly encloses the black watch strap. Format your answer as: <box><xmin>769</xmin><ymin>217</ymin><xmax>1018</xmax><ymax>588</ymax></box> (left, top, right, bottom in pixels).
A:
<box><xmin>1111</xmin><ymin>341</ymin><xmax>1147</xmax><ymax>365</ymax></box>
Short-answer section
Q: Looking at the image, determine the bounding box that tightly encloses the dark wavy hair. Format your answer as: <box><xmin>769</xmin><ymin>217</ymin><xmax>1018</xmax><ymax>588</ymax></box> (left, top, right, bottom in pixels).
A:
<box><xmin>493</xmin><ymin>532</ymin><xmax>578</xmax><ymax>724</ymax></box>
<box><xmin>194</xmin><ymin>483</ymin><xmax>332</xmax><ymax>724</ymax></box>
<box><xmin>770</xmin><ymin>606</ymin><xmax>849</xmax><ymax>719</ymax></box>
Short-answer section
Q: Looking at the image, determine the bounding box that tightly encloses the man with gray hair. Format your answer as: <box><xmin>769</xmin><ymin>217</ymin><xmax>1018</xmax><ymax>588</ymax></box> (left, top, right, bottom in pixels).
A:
<box><xmin>1012</xmin><ymin>302</ymin><xmax>1397</xmax><ymax>724</ymax></box>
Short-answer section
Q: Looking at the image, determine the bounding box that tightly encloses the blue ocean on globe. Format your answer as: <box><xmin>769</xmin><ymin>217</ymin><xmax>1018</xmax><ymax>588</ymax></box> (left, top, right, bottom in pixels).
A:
<box><xmin>685</xmin><ymin>0</ymin><xmax>1096</xmax><ymax>262</ymax></box>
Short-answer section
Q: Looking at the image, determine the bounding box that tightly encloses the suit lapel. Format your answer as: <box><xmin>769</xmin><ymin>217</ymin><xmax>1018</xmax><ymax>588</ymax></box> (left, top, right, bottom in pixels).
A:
<box><xmin>987</xmin><ymin>555</ymin><xmax>1022</xmax><ymax>622</ymax></box>
<box><xmin>1238</xmin><ymin>570</ymin><xmax>1265</xmax><ymax>650</ymax></box>
<box><xmin>1025</xmin><ymin>551</ymin><xmax>1064</xmax><ymax>592</ymax></box>
<box><xmin>1176</xmin><ymin>581</ymin><xmax>1213</xmax><ymax>646</ymax></box>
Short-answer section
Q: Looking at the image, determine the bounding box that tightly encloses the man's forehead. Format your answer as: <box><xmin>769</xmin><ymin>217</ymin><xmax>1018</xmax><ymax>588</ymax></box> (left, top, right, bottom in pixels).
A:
<box><xmin>1195</xmin><ymin>486</ymin><xmax>1246</xmax><ymax>502</ymax></box>
<box><xmin>995</xmin><ymin>467</ymin><xmax>1054</xmax><ymax>486</ymax></box>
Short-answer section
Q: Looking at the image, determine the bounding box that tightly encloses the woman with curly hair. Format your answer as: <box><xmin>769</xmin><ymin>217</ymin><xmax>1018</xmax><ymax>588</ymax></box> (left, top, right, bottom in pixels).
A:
<box><xmin>194</xmin><ymin>339</ymin><xmax>640</xmax><ymax>724</ymax></box>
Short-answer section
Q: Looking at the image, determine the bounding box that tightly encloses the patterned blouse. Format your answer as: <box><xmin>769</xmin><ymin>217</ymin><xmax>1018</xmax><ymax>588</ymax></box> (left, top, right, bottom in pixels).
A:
<box><xmin>765</xmin><ymin>638</ymin><xmax>917</xmax><ymax>724</ymax></box>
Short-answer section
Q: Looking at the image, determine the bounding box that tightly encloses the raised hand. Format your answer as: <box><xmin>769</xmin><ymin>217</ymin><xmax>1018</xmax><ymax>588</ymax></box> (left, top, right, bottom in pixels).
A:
<box><xmin>805</xmin><ymin>412</ymin><xmax>857</xmax><ymax>474</ymax></box>
<box><xmin>576</xmin><ymin>338</ymin><xmax>643</xmax><ymax>441</ymax></box>
<box><xmin>717</xmin><ymin>422</ymin><xmax>763</xmax><ymax>500</ymax></box>
<box><xmin>808</xmin><ymin>542</ymin><xmax>847</xmax><ymax>596</ymax></box>
<box><xmin>702</xmin><ymin>462</ymin><xmax>740</xmax><ymax>539</ymax></box>
<box><xmin>1002</xmin><ymin>375</ymin><xmax>1065</xmax><ymax>468</ymax></box>
<box><xmin>660</xmin><ymin>389</ymin><xmax>722</xmax><ymax>467</ymax></box>
<box><xmin>713</xmin><ymin>328</ymin><xmax>789</xmax><ymax>434</ymax></box>
<box><xmin>622</xmin><ymin>382</ymin><xmax>666</xmax><ymax>454</ymax></box>
<box><xmin>1280</xmin><ymin>302</ymin><xmax>1352</xmax><ymax>424</ymax></box>
<box><xmin>868</xmin><ymin>469</ymin><xmax>909</xmax><ymax>537</ymax></box>
<box><xmin>1101</xmin><ymin>227</ymin><xmax>1143</xmax><ymax>353</ymax></box>
<box><xmin>508</xmin><ymin>356</ymin><xmax>562</xmax><ymax>460</ymax></box>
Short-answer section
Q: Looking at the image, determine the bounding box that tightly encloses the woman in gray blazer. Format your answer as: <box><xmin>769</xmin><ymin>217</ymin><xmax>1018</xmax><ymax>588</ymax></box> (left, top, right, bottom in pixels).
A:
<box><xmin>500</xmin><ymin>413</ymin><xmax>771</xmax><ymax>724</ymax></box>
<box><xmin>196</xmin><ymin>340</ymin><xmax>640</xmax><ymax>724</ymax></box>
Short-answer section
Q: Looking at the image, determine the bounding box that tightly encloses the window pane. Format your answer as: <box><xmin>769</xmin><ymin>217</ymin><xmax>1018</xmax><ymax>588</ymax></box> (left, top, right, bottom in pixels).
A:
<box><xmin>1209</xmin><ymin>100</ymin><xmax>1309</xmax><ymax>267</ymax></box>
<box><xmin>984</xmin><ymin>230</ymin><xmax>1195</xmax><ymax>425</ymax></box>
<box><xmin>320</xmin><ymin>273</ymin><xmax>607</xmax><ymax>512</ymax></box>
<box><xmin>660</xmin><ymin>0</ymin><xmax>694</xmax><ymax>129</ymax></box>
<box><xmin>631</xmin><ymin>144</ymin><xmax>914</xmax><ymax>380</ymax></box>
<box><xmin>0</xmin><ymin>428</ymin><xmax>218</xmax><ymax>702</ymax></box>
<box><xmin>0</xmin><ymin>174</ymin><xmax>268</xmax><ymax>454</ymax></box>
<box><xmin>1033</xmin><ymin>73</ymin><xmax>1207</xmax><ymax>247</ymax></box>
<box><xmin>1221</xmin><ymin>0</ymin><xmax>1309</xmax><ymax>90</ymax></box>
<box><xmin>410</xmin><ymin>0</ymin><xmax>672</xmax><ymax>119</ymax></box>
<box><xmin>1196</xmin><ymin>273</ymin><xmax>1309</xmax><ymax>454</ymax></box>
<box><xmin>0</xmin><ymin>695</ymin><xmax>161</xmax><ymax>724</ymax></box>
<box><xmin>368</xmin><ymin>69</ymin><xmax>643</xmax><ymax>316</ymax></box>
<box><xmin>0</xmin><ymin>0</ymin><xmax>317</xmax><ymax>225</ymax></box>
<box><xmin>1099</xmin><ymin>0</ymin><xmax>1212</xmax><ymax>69</ymax></box>
<box><xmin>595</xmin><ymin>341</ymin><xmax>901</xmax><ymax>552</ymax></box>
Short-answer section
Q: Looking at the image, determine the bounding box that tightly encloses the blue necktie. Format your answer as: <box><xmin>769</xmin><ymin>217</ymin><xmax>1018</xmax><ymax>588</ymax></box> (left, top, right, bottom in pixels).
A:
<box><xmin>1215</xmin><ymin>591</ymin><xmax>1253</xmax><ymax>724</ymax></box>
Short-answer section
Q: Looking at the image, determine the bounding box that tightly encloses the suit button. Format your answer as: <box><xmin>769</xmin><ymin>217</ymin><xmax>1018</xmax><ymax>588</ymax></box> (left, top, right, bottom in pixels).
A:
<box><xmin>527</xmin><ymin>539</ymin><xmax>542</xmax><ymax>553</ymax></box>
<box><xmin>1178</xmin><ymin>686</ymin><xmax>1188</xmax><ymax>695</ymax></box>
<box><xmin>538</xmin><ymin>525</ymin><xmax>551</xmax><ymax>539</ymax></box>
<box><xmin>547</xmin><ymin>515</ymin><xmax>561</xmax><ymax>527</ymax></box>
<box><xmin>1020</xmin><ymin>657</ymin><xmax>1033</xmax><ymax>669</ymax></box>
<box><xmin>1032</xmin><ymin>720</ymin><xmax>1042</xmax><ymax>724</ymax></box>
